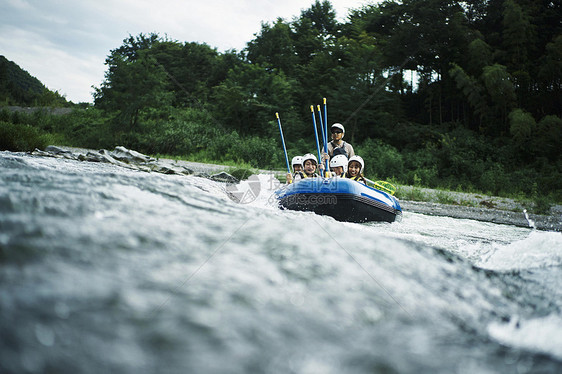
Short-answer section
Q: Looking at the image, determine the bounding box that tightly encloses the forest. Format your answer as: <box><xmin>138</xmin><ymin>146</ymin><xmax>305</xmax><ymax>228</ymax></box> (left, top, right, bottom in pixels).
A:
<box><xmin>1</xmin><ymin>0</ymin><xmax>561</xmax><ymax>202</ymax></box>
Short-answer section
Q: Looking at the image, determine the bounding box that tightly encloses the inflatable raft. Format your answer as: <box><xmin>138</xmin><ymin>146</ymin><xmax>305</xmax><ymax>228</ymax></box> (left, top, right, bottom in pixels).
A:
<box><xmin>275</xmin><ymin>178</ymin><xmax>402</xmax><ymax>223</ymax></box>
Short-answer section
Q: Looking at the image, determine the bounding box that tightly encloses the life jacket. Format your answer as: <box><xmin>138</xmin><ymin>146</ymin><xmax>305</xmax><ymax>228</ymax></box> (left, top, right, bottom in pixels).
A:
<box><xmin>346</xmin><ymin>173</ymin><xmax>367</xmax><ymax>184</ymax></box>
<box><xmin>293</xmin><ymin>171</ymin><xmax>306</xmax><ymax>180</ymax></box>
<box><xmin>293</xmin><ymin>171</ymin><xmax>319</xmax><ymax>180</ymax></box>
<box><xmin>331</xmin><ymin>141</ymin><xmax>348</xmax><ymax>158</ymax></box>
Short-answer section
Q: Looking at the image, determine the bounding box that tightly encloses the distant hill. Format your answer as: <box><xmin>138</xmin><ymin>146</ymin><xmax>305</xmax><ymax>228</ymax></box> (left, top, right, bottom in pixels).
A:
<box><xmin>0</xmin><ymin>55</ymin><xmax>69</xmax><ymax>107</ymax></box>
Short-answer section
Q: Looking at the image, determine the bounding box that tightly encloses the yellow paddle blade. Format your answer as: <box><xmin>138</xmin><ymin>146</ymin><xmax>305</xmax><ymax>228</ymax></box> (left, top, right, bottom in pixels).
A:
<box><xmin>374</xmin><ymin>181</ymin><xmax>396</xmax><ymax>195</ymax></box>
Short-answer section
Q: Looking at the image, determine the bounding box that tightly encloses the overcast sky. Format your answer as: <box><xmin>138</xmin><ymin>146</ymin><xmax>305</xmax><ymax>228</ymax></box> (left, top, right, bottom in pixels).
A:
<box><xmin>1</xmin><ymin>0</ymin><xmax>373</xmax><ymax>103</ymax></box>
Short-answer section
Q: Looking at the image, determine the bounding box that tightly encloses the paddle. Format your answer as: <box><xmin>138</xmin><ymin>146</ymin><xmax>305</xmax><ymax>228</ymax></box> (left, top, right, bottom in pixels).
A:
<box><xmin>275</xmin><ymin>112</ymin><xmax>291</xmax><ymax>175</ymax></box>
<box><xmin>365</xmin><ymin>177</ymin><xmax>397</xmax><ymax>196</ymax></box>
<box><xmin>310</xmin><ymin>105</ymin><xmax>323</xmax><ymax>173</ymax></box>
<box><xmin>323</xmin><ymin>98</ymin><xmax>329</xmax><ymax>172</ymax></box>
<box><xmin>317</xmin><ymin>104</ymin><xmax>326</xmax><ymax>157</ymax></box>
<box><xmin>318</xmin><ymin>104</ymin><xmax>329</xmax><ymax>174</ymax></box>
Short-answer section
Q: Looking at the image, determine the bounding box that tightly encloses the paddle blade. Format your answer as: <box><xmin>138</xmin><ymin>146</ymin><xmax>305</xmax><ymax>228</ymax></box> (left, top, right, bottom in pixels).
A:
<box><xmin>374</xmin><ymin>181</ymin><xmax>397</xmax><ymax>195</ymax></box>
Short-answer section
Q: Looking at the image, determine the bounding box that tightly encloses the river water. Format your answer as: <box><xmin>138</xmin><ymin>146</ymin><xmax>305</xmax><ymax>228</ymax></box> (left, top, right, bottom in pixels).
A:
<box><xmin>1</xmin><ymin>151</ymin><xmax>562</xmax><ymax>374</ymax></box>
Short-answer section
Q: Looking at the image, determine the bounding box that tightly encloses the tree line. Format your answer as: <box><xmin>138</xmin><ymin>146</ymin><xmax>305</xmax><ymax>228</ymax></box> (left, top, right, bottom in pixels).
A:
<box><xmin>2</xmin><ymin>0</ymin><xmax>561</xmax><ymax>202</ymax></box>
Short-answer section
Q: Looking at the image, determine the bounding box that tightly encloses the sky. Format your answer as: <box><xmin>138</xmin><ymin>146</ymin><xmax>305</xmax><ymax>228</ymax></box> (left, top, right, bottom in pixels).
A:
<box><xmin>0</xmin><ymin>0</ymin><xmax>373</xmax><ymax>103</ymax></box>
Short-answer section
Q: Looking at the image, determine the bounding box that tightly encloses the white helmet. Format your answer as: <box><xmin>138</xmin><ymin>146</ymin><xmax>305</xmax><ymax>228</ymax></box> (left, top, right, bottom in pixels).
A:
<box><xmin>302</xmin><ymin>153</ymin><xmax>318</xmax><ymax>166</ymax></box>
<box><xmin>331</xmin><ymin>123</ymin><xmax>345</xmax><ymax>133</ymax></box>
<box><xmin>348</xmin><ymin>155</ymin><xmax>364</xmax><ymax>174</ymax></box>
<box><xmin>329</xmin><ymin>154</ymin><xmax>348</xmax><ymax>173</ymax></box>
<box><xmin>291</xmin><ymin>156</ymin><xmax>303</xmax><ymax>171</ymax></box>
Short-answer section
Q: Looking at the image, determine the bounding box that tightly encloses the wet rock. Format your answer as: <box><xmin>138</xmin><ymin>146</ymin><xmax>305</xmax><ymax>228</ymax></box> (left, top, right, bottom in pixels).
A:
<box><xmin>84</xmin><ymin>151</ymin><xmax>106</xmax><ymax>162</ymax></box>
<box><xmin>210</xmin><ymin>172</ymin><xmax>238</xmax><ymax>183</ymax></box>
<box><xmin>110</xmin><ymin>146</ymin><xmax>154</xmax><ymax>163</ymax></box>
<box><xmin>36</xmin><ymin>146</ymin><xmax>197</xmax><ymax>179</ymax></box>
<box><xmin>32</xmin><ymin>148</ymin><xmax>56</xmax><ymax>157</ymax></box>
<box><xmin>45</xmin><ymin>145</ymin><xmax>73</xmax><ymax>155</ymax></box>
<box><xmin>151</xmin><ymin>165</ymin><xmax>178</xmax><ymax>175</ymax></box>
<box><xmin>181</xmin><ymin>166</ymin><xmax>194</xmax><ymax>175</ymax></box>
<box><xmin>32</xmin><ymin>147</ymin><xmax>78</xmax><ymax>160</ymax></box>
<box><xmin>152</xmin><ymin>163</ymin><xmax>193</xmax><ymax>175</ymax></box>
<box><xmin>98</xmin><ymin>150</ymin><xmax>133</xmax><ymax>168</ymax></box>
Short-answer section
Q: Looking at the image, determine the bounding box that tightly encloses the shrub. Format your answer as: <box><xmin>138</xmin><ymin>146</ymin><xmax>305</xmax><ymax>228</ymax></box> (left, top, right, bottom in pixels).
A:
<box><xmin>479</xmin><ymin>163</ymin><xmax>510</xmax><ymax>195</ymax></box>
<box><xmin>532</xmin><ymin>115</ymin><xmax>562</xmax><ymax>160</ymax></box>
<box><xmin>228</xmin><ymin>167</ymin><xmax>255</xmax><ymax>181</ymax></box>
<box><xmin>356</xmin><ymin>138</ymin><xmax>404</xmax><ymax>179</ymax></box>
<box><xmin>435</xmin><ymin>190</ymin><xmax>457</xmax><ymax>205</ymax></box>
<box><xmin>533</xmin><ymin>195</ymin><xmax>553</xmax><ymax>215</ymax></box>
<box><xmin>509</xmin><ymin>108</ymin><xmax>535</xmax><ymax>150</ymax></box>
<box><xmin>229</xmin><ymin>136</ymin><xmax>278</xmax><ymax>169</ymax></box>
<box><xmin>0</xmin><ymin>121</ymin><xmax>51</xmax><ymax>151</ymax></box>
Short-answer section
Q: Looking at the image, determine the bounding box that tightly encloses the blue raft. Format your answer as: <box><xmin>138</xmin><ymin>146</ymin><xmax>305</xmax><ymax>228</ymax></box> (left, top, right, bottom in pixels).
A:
<box><xmin>275</xmin><ymin>178</ymin><xmax>402</xmax><ymax>223</ymax></box>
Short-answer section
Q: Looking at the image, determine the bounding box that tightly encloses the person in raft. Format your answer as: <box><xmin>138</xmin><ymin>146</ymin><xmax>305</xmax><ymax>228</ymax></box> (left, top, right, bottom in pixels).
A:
<box><xmin>286</xmin><ymin>153</ymin><xmax>320</xmax><ymax>183</ymax></box>
<box><xmin>327</xmin><ymin>123</ymin><xmax>355</xmax><ymax>159</ymax></box>
<box><xmin>291</xmin><ymin>155</ymin><xmax>304</xmax><ymax>175</ymax></box>
<box><xmin>328</xmin><ymin>154</ymin><xmax>348</xmax><ymax>177</ymax></box>
<box><xmin>286</xmin><ymin>155</ymin><xmax>304</xmax><ymax>183</ymax></box>
<box><xmin>346</xmin><ymin>155</ymin><xmax>367</xmax><ymax>184</ymax></box>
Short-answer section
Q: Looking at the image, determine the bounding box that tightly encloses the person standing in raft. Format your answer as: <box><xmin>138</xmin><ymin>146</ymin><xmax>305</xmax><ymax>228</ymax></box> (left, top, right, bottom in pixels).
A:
<box><xmin>287</xmin><ymin>153</ymin><xmax>320</xmax><ymax>183</ymax></box>
<box><xmin>327</xmin><ymin>123</ymin><xmax>355</xmax><ymax>159</ymax></box>
<box><xmin>346</xmin><ymin>155</ymin><xmax>367</xmax><ymax>184</ymax></box>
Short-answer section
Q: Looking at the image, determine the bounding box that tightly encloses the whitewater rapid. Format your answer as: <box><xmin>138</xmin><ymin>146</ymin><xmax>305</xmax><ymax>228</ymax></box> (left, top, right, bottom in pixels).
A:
<box><xmin>1</xmin><ymin>151</ymin><xmax>561</xmax><ymax>373</ymax></box>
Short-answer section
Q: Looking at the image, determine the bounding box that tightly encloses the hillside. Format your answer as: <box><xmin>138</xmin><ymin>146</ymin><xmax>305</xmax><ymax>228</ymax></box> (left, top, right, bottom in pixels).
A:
<box><xmin>0</xmin><ymin>55</ymin><xmax>69</xmax><ymax>107</ymax></box>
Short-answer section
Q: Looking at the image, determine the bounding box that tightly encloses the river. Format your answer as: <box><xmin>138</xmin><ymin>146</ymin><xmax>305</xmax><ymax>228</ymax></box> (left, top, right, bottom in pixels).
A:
<box><xmin>1</xmin><ymin>150</ymin><xmax>562</xmax><ymax>373</ymax></box>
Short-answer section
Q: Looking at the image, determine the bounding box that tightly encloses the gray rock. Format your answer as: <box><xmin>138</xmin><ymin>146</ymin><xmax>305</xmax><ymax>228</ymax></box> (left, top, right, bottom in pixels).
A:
<box><xmin>45</xmin><ymin>145</ymin><xmax>73</xmax><ymax>155</ymax></box>
<box><xmin>98</xmin><ymin>149</ymin><xmax>134</xmax><ymax>168</ymax></box>
<box><xmin>152</xmin><ymin>165</ymin><xmax>178</xmax><ymax>175</ymax></box>
<box><xmin>84</xmin><ymin>151</ymin><xmax>106</xmax><ymax>162</ymax></box>
<box><xmin>110</xmin><ymin>146</ymin><xmax>154</xmax><ymax>163</ymax></box>
<box><xmin>210</xmin><ymin>172</ymin><xmax>238</xmax><ymax>184</ymax></box>
<box><xmin>32</xmin><ymin>149</ymin><xmax>55</xmax><ymax>157</ymax></box>
<box><xmin>194</xmin><ymin>172</ymin><xmax>211</xmax><ymax>179</ymax></box>
<box><xmin>32</xmin><ymin>148</ymin><xmax>78</xmax><ymax>160</ymax></box>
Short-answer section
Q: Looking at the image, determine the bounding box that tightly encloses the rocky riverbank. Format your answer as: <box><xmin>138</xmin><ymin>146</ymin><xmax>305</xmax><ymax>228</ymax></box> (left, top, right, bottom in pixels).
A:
<box><xmin>400</xmin><ymin>201</ymin><xmax>561</xmax><ymax>232</ymax></box>
<box><xmin>32</xmin><ymin>146</ymin><xmax>561</xmax><ymax>232</ymax></box>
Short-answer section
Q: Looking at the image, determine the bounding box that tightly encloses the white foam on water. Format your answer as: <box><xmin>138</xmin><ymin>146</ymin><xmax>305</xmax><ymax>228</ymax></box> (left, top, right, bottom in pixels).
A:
<box><xmin>476</xmin><ymin>231</ymin><xmax>562</xmax><ymax>271</ymax></box>
<box><xmin>488</xmin><ymin>314</ymin><xmax>562</xmax><ymax>359</ymax></box>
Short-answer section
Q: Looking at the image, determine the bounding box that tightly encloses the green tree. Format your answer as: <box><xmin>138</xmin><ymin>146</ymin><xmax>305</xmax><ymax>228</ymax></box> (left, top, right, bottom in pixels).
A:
<box><xmin>94</xmin><ymin>36</ymin><xmax>172</xmax><ymax>129</ymax></box>
<box><xmin>292</xmin><ymin>0</ymin><xmax>339</xmax><ymax>66</ymax></box>
<box><xmin>481</xmin><ymin>63</ymin><xmax>516</xmax><ymax>130</ymax></box>
<box><xmin>467</xmin><ymin>38</ymin><xmax>493</xmax><ymax>76</ymax></box>
<box><xmin>538</xmin><ymin>34</ymin><xmax>562</xmax><ymax>116</ymax></box>
<box><xmin>502</xmin><ymin>0</ymin><xmax>535</xmax><ymax>71</ymax></box>
<box><xmin>449</xmin><ymin>63</ymin><xmax>489</xmax><ymax>128</ymax></box>
<box><xmin>509</xmin><ymin>108</ymin><xmax>535</xmax><ymax>151</ymax></box>
<box><xmin>246</xmin><ymin>19</ymin><xmax>298</xmax><ymax>75</ymax></box>
<box><xmin>501</xmin><ymin>0</ymin><xmax>536</xmax><ymax>107</ymax></box>
<box><xmin>211</xmin><ymin>63</ymin><xmax>296</xmax><ymax>137</ymax></box>
<box><xmin>532</xmin><ymin>115</ymin><xmax>562</xmax><ymax>160</ymax></box>
<box><xmin>162</xmin><ymin>41</ymin><xmax>221</xmax><ymax>105</ymax></box>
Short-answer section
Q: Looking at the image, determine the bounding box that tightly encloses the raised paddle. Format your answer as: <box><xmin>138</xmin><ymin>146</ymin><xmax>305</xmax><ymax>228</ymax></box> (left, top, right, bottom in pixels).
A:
<box><xmin>275</xmin><ymin>112</ymin><xmax>291</xmax><ymax>175</ymax></box>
